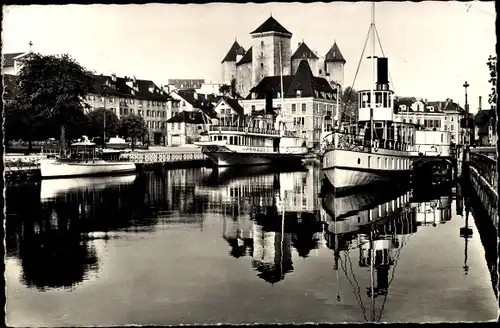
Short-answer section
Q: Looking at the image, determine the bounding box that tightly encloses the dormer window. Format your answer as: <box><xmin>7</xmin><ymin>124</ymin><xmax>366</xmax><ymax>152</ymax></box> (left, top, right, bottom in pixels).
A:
<box><xmin>296</xmin><ymin>90</ymin><xmax>302</xmax><ymax>98</ymax></box>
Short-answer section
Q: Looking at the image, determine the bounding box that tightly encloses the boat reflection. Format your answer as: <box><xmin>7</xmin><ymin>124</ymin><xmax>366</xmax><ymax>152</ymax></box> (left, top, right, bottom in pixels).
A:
<box><xmin>199</xmin><ymin>165</ymin><xmax>324</xmax><ymax>284</ymax></box>
<box><xmin>321</xmin><ymin>181</ymin><xmax>453</xmax><ymax>322</ymax></box>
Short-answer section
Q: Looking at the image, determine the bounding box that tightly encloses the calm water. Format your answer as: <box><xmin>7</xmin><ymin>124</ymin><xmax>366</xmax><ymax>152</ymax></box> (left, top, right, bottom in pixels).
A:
<box><xmin>5</xmin><ymin>165</ymin><xmax>498</xmax><ymax>326</ymax></box>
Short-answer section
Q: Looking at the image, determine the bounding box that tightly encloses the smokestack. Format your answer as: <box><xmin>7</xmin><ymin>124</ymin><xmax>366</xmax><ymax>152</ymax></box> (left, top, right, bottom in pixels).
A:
<box><xmin>376</xmin><ymin>57</ymin><xmax>389</xmax><ymax>91</ymax></box>
<box><xmin>479</xmin><ymin>96</ymin><xmax>482</xmax><ymax>111</ymax></box>
<box><xmin>265</xmin><ymin>89</ymin><xmax>273</xmax><ymax>114</ymax></box>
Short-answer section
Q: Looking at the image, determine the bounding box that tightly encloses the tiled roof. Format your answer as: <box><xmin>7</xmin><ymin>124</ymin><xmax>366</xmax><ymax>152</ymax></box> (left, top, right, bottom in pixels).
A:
<box><xmin>3</xmin><ymin>52</ymin><xmax>26</xmax><ymax>67</ymax></box>
<box><xmin>3</xmin><ymin>74</ymin><xmax>19</xmax><ymax>99</ymax></box>
<box><xmin>92</xmin><ymin>74</ymin><xmax>170</xmax><ymax>101</ymax></box>
<box><xmin>168</xmin><ymin>79</ymin><xmax>205</xmax><ymax>89</ymax></box>
<box><xmin>325</xmin><ymin>42</ymin><xmax>346</xmax><ymax>64</ymax></box>
<box><xmin>291</xmin><ymin>42</ymin><xmax>318</xmax><ymax>60</ymax></box>
<box><xmin>175</xmin><ymin>89</ymin><xmax>219</xmax><ymax>118</ymax></box>
<box><xmin>236</xmin><ymin>47</ymin><xmax>253</xmax><ymax>66</ymax></box>
<box><xmin>221</xmin><ymin>41</ymin><xmax>246</xmax><ymax>63</ymax></box>
<box><xmin>250</xmin><ymin>16</ymin><xmax>292</xmax><ymax>35</ymax></box>
<box><xmin>247</xmin><ymin>60</ymin><xmax>336</xmax><ymax>100</ymax></box>
<box><xmin>166</xmin><ymin>111</ymin><xmax>207</xmax><ymax>124</ymax></box>
<box><xmin>223</xmin><ymin>97</ymin><xmax>244</xmax><ymax>116</ymax></box>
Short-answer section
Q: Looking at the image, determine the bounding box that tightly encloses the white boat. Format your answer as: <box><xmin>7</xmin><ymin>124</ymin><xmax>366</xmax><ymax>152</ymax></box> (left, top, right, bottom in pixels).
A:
<box><xmin>321</xmin><ymin>6</ymin><xmax>415</xmax><ymax>194</ymax></box>
<box><xmin>40</xmin><ymin>136</ymin><xmax>136</xmax><ymax>179</ymax></box>
<box><xmin>195</xmin><ymin>121</ymin><xmax>308</xmax><ymax>167</ymax></box>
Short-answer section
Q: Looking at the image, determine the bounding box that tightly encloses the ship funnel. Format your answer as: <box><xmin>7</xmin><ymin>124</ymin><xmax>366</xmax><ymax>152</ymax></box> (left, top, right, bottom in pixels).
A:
<box><xmin>376</xmin><ymin>57</ymin><xmax>389</xmax><ymax>91</ymax></box>
<box><xmin>265</xmin><ymin>89</ymin><xmax>273</xmax><ymax>115</ymax></box>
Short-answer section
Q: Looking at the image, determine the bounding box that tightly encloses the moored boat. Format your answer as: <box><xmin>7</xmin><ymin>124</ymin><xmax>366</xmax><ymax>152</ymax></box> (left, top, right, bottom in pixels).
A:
<box><xmin>321</xmin><ymin>7</ymin><xmax>415</xmax><ymax>194</ymax></box>
<box><xmin>40</xmin><ymin>136</ymin><xmax>136</xmax><ymax>179</ymax></box>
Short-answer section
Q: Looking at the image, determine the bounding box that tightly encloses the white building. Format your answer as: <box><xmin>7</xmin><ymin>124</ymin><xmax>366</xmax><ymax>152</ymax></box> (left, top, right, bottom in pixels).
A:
<box><xmin>2</xmin><ymin>52</ymin><xmax>30</xmax><ymax>75</ymax></box>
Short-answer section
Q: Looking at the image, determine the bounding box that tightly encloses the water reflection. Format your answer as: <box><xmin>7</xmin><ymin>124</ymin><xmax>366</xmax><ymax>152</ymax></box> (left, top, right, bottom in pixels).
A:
<box><xmin>320</xmin><ymin>179</ymin><xmax>455</xmax><ymax>322</ymax></box>
<box><xmin>5</xmin><ymin>165</ymin><xmax>498</xmax><ymax>324</ymax></box>
<box><xmin>197</xmin><ymin>165</ymin><xmax>323</xmax><ymax>283</ymax></box>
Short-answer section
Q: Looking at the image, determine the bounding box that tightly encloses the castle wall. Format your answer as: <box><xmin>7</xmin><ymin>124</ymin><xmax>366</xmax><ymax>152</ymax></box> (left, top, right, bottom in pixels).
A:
<box><xmin>236</xmin><ymin>62</ymin><xmax>253</xmax><ymax>98</ymax></box>
<box><xmin>221</xmin><ymin>61</ymin><xmax>237</xmax><ymax>85</ymax></box>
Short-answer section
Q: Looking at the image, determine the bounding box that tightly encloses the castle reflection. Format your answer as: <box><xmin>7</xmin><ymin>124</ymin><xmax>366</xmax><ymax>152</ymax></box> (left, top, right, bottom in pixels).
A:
<box><xmin>5</xmin><ymin>165</ymin><xmax>456</xmax><ymax>294</ymax></box>
<box><xmin>198</xmin><ymin>165</ymin><xmax>323</xmax><ymax>284</ymax></box>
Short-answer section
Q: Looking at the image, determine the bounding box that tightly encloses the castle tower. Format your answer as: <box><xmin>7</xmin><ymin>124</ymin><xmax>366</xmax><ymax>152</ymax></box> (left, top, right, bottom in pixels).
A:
<box><xmin>250</xmin><ymin>15</ymin><xmax>292</xmax><ymax>88</ymax></box>
<box><xmin>221</xmin><ymin>40</ymin><xmax>246</xmax><ymax>86</ymax></box>
<box><xmin>324</xmin><ymin>42</ymin><xmax>346</xmax><ymax>90</ymax></box>
<box><xmin>291</xmin><ymin>41</ymin><xmax>319</xmax><ymax>76</ymax></box>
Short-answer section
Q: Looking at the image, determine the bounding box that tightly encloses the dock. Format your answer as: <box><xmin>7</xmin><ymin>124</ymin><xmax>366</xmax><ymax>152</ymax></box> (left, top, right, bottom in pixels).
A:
<box><xmin>4</xmin><ymin>146</ymin><xmax>210</xmax><ymax>183</ymax></box>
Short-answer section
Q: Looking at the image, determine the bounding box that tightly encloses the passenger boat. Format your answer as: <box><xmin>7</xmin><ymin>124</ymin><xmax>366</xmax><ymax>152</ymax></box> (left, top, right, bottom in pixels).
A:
<box><xmin>195</xmin><ymin>116</ymin><xmax>308</xmax><ymax>167</ymax></box>
<box><xmin>321</xmin><ymin>5</ymin><xmax>416</xmax><ymax>194</ymax></box>
<box><xmin>40</xmin><ymin>136</ymin><xmax>136</xmax><ymax>178</ymax></box>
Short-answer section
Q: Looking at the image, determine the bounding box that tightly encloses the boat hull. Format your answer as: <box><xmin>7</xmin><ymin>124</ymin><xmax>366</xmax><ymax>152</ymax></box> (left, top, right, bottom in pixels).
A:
<box><xmin>203</xmin><ymin>148</ymin><xmax>305</xmax><ymax>167</ymax></box>
<box><xmin>40</xmin><ymin>159</ymin><xmax>136</xmax><ymax>179</ymax></box>
<box><xmin>322</xmin><ymin>148</ymin><xmax>412</xmax><ymax>195</ymax></box>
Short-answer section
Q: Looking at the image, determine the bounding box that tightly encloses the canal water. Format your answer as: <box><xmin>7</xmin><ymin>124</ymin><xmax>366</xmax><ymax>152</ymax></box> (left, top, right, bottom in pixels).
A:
<box><xmin>5</xmin><ymin>165</ymin><xmax>498</xmax><ymax>326</ymax></box>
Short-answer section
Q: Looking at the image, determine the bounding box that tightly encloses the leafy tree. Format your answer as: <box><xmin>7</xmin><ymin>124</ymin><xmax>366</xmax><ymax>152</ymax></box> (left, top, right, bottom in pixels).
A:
<box><xmin>340</xmin><ymin>86</ymin><xmax>359</xmax><ymax>122</ymax></box>
<box><xmin>17</xmin><ymin>52</ymin><xmax>94</xmax><ymax>155</ymax></box>
<box><xmin>85</xmin><ymin>107</ymin><xmax>120</xmax><ymax>145</ymax></box>
<box><xmin>219</xmin><ymin>84</ymin><xmax>231</xmax><ymax>96</ymax></box>
<box><xmin>487</xmin><ymin>55</ymin><xmax>496</xmax><ymax>109</ymax></box>
<box><xmin>4</xmin><ymin>101</ymin><xmax>27</xmax><ymax>147</ymax></box>
<box><xmin>118</xmin><ymin>114</ymin><xmax>148</xmax><ymax>150</ymax></box>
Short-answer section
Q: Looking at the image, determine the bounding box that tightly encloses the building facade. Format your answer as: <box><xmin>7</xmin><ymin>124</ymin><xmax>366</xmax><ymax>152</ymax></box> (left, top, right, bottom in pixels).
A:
<box><xmin>2</xmin><ymin>52</ymin><xmax>30</xmax><ymax>76</ymax></box>
<box><xmin>240</xmin><ymin>60</ymin><xmax>339</xmax><ymax>148</ymax></box>
<box><xmin>394</xmin><ymin>97</ymin><xmax>465</xmax><ymax>144</ymax></box>
<box><xmin>221</xmin><ymin>16</ymin><xmax>346</xmax><ymax>99</ymax></box>
<box><xmin>86</xmin><ymin>74</ymin><xmax>173</xmax><ymax>145</ymax></box>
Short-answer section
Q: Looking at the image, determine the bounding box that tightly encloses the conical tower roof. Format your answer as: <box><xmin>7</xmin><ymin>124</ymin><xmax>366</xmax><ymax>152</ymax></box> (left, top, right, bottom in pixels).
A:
<box><xmin>325</xmin><ymin>42</ymin><xmax>346</xmax><ymax>64</ymax></box>
<box><xmin>250</xmin><ymin>16</ymin><xmax>292</xmax><ymax>35</ymax></box>
<box><xmin>291</xmin><ymin>42</ymin><xmax>319</xmax><ymax>60</ymax></box>
<box><xmin>221</xmin><ymin>41</ymin><xmax>246</xmax><ymax>63</ymax></box>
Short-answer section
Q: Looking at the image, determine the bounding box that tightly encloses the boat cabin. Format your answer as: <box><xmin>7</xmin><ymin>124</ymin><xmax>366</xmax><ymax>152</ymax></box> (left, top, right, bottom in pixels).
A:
<box><xmin>69</xmin><ymin>139</ymin><xmax>98</xmax><ymax>160</ymax></box>
<box><xmin>358</xmin><ymin>89</ymin><xmax>395</xmax><ymax>122</ymax></box>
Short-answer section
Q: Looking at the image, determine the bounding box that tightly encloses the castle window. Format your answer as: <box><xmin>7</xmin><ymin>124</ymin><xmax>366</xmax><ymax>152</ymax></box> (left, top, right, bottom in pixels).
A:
<box><xmin>260</xmin><ymin>63</ymin><xmax>264</xmax><ymax>68</ymax></box>
<box><xmin>261</xmin><ymin>41</ymin><xmax>264</xmax><ymax>47</ymax></box>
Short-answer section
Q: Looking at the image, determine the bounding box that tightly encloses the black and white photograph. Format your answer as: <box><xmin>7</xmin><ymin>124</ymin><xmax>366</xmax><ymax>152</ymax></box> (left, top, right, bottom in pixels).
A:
<box><xmin>2</xmin><ymin>1</ymin><xmax>498</xmax><ymax>325</ymax></box>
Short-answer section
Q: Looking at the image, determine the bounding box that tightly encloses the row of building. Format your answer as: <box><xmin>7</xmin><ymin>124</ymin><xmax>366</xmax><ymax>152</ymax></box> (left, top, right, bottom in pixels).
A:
<box><xmin>3</xmin><ymin>15</ymin><xmax>495</xmax><ymax>147</ymax></box>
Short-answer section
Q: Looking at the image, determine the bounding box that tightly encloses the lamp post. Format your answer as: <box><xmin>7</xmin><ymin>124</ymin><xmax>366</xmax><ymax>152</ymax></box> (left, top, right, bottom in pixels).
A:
<box><xmin>102</xmin><ymin>85</ymin><xmax>108</xmax><ymax>149</ymax></box>
<box><xmin>461</xmin><ymin>82</ymin><xmax>470</xmax><ymax>165</ymax></box>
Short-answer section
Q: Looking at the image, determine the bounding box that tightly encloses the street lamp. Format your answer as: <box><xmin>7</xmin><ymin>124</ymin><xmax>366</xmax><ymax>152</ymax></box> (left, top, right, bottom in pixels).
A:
<box><xmin>102</xmin><ymin>85</ymin><xmax>108</xmax><ymax>149</ymax></box>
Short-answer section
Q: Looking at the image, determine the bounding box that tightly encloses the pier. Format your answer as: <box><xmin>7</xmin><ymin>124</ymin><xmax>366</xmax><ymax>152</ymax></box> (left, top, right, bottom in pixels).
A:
<box><xmin>4</xmin><ymin>147</ymin><xmax>209</xmax><ymax>183</ymax></box>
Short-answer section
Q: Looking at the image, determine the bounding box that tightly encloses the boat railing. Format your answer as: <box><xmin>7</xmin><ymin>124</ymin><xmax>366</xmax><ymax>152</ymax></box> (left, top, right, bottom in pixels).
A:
<box><xmin>208</xmin><ymin>125</ymin><xmax>296</xmax><ymax>137</ymax></box>
<box><xmin>321</xmin><ymin>130</ymin><xmax>418</xmax><ymax>153</ymax></box>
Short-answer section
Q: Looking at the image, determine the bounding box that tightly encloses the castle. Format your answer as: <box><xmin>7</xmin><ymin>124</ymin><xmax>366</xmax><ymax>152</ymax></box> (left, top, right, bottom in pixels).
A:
<box><xmin>221</xmin><ymin>15</ymin><xmax>346</xmax><ymax>99</ymax></box>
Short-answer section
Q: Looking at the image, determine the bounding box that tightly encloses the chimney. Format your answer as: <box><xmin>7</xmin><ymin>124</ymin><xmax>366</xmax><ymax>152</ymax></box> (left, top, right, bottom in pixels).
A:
<box><xmin>111</xmin><ymin>73</ymin><xmax>117</xmax><ymax>82</ymax></box>
<box><xmin>376</xmin><ymin>57</ymin><xmax>389</xmax><ymax>90</ymax></box>
<box><xmin>478</xmin><ymin>96</ymin><xmax>482</xmax><ymax>111</ymax></box>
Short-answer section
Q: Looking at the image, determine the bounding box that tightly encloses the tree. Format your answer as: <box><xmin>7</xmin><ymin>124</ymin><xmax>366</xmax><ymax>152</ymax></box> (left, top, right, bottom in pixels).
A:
<box><xmin>219</xmin><ymin>84</ymin><xmax>231</xmax><ymax>96</ymax></box>
<box><xmin>118</xmin><ymin>114</ymin><xmax>148</xmax><ymax>150</ymax></box>
<box><xmin>17</xmin><ymin>52</ymin><xmax>94</xmax><ymax>155</ymax></box>
<box><xmin>4</xmin><ymin>101</ymin><xmax>27</xmax><ymax>147</ymax></box>
<box><xmin>85</xmin><ymin>108</ymin><xmax>120</xmax><ymax>145</ymax></box>
<box><xmin>340</xmin><ymin>86</ymin><xmax>359</xmax><ymax>122</ymax></box>
<box><xmin>487</xmin><ymin>55</ymin><xmax>496</xmax><ymax>109</ymax></box>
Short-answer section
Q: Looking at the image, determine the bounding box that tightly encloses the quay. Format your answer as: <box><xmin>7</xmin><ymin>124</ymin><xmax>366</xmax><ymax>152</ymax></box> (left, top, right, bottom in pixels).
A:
<box><xmin>4</xmin><ymin>146</ymin><xmax>210</xmax><ymax>183</ymax></box>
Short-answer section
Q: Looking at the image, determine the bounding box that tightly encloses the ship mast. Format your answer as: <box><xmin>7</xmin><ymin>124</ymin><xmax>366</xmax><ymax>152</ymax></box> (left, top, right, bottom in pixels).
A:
<box><xmin>369</xmin><ymin>2</ymin><xmax>376</xmax><ymax>148</ymax></box>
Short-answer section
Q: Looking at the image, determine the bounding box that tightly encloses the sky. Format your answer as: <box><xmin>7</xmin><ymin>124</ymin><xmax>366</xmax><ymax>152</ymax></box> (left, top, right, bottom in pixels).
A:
<box><xmin>2</xmin><ymin>1</ymin><xmax>496</xmax><ymax>113</ymax></box>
